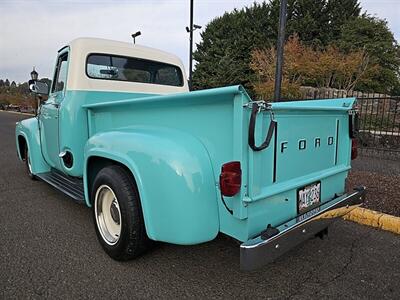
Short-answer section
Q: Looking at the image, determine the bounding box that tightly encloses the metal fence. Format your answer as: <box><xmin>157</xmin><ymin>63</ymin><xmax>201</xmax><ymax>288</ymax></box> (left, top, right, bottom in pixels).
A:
<box><xmin>297</xmin><ymin>90</ymin><xmax>400</xmax><ymax>158</ymax></box>
<box><xmin>356</xmin><ymin>95</ymin><xmax>399</xmax><ymax>155</ymax></box>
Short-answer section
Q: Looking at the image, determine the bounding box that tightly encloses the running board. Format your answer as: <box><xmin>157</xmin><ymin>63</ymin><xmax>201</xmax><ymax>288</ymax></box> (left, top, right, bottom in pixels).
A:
<box><xmin>36</xmin><ymin>169</ymin><xmax>85</xmax><ymax>202</ymax></box>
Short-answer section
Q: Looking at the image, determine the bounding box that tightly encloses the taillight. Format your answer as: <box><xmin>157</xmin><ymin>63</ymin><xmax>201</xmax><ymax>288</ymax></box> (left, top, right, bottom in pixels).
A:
<box><xmin>220</xmin><ymin>161</ymin><xmax>241</xmax><ymax>197</ymax></box>
<box><xmin>351</xmin><ymin>139</ymin><xmax>358</xmax><ymax>160</ymax></box>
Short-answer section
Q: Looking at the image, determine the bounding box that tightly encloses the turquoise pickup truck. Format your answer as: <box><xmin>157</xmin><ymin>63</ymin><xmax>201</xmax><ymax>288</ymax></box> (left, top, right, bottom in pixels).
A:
<box><xmin>16</xmin><ymin>38</ymin><xmax>365</xmax><ymax>270</ymax></box>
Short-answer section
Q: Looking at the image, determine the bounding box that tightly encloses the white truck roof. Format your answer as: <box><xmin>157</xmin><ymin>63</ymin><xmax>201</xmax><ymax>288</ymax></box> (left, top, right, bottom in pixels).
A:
<box><xmin>65</xmin><ymin>37</ymin><xmax>189</xmax><ymax>94</ymax></box>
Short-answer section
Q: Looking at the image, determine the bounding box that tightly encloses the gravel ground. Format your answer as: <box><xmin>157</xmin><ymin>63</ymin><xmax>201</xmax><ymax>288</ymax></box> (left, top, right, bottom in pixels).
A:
<box><xmin>347</xmin><ymin>156</ymin><xmax>400</xmax><ymax>217</ymax></box>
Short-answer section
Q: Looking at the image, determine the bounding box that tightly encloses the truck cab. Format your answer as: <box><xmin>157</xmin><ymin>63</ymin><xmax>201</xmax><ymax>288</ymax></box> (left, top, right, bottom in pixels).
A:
<box><xmin>28</xmin><ymin>38</ymin><xmax>188</xmax><ymax>177</ymax></box>
<box><xmin>16</xmin><ymin>38</ymin><xmax>365</xmax><ymax>270</ymax></box>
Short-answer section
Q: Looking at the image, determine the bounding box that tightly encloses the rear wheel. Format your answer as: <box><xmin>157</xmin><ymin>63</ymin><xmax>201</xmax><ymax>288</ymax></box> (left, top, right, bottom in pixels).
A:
<box><xmin>92</xmin><ymin>165</ymin><xmax>151</xmax><ymax>260</ymax></box>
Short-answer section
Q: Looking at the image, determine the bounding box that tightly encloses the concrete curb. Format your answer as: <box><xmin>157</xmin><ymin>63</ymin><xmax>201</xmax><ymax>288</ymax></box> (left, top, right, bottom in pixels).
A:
<box><xmin>344</xmin><ymin>207</ymin><xmax>400</xmax><ymax>235</ymax></box>
<box><xmin>0</xmin><ymin>110</ymin><xmax>35</xmax><ymax>116</ymax></box>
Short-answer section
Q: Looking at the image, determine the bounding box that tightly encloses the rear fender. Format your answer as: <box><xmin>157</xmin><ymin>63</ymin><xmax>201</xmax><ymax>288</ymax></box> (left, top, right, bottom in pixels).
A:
<box><xmin>84</xmin><ymin>126</ymin><xmax>220</xmax><ymax>245</ymax></box>
<box><xmin>15</xmin><ymin>117</ymin><xmax>50</xmax><ymax>174</ymax></box>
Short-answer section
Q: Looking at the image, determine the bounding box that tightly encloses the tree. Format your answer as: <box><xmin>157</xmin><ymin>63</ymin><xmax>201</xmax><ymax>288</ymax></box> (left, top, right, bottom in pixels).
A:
<box><xmin>338</xmin><ymin>15</ymin><xmax>400</xmax><ymax>93</ymax></box>
<box><xmin>250</xmin><ymin>35</ymin><xmax>372</xmax><ymax>99</ymax></box>
<box><xmin>272</xmin><ymin>0</ymin><xmax>361</xmax><ymax>46</ymax></box>
<box><xmin>311</xmin><ymin>45</ymin><xmax>370</xmax><ymax>90</ymax></box>
<box><xmin>250</xmin><ymin>35</ymin><xmax>305</xmax><ymax>99</ymax></box>
<box><xmin>278</xmin><ymin>0</ymin><xmax>330</xmax><ymax>47</ymax></box>
<box><xmin>0</xmin><ymin>78</ymin><xmax>49</xmax><ymax>106</ymax></box>
<box><xmin>192</xmin><ymin>2</ymin><xmax>276</xmax><ymax>94</ymax></box>
<box><xmin>325</xmin><ymin>0</ymin><xmax>361</xmax><ymax>42</ymax></box>
<box><xmin>192</xmin><ymin>0</ymin><xmax>363</xmax><ymax>94</ymax></box>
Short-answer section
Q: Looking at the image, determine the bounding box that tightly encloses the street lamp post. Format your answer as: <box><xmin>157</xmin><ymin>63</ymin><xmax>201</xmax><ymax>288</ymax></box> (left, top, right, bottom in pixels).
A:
<box><xmin>30</xmin><ymin>67</ymin><xmax>38</xmax><ymax>81</ymax></box>
<box><xmin>273</xmin><ymin>0</ymin><xmax>288</xmax><ymax>102</ymax></box>
<box><xmin>131</xmin><ymin>31</ymin><xmax>141</xmax><ymax>44</ymax></box>
<box><xmin>30</xmin><ymin>67</ymin><xmax>39</xmax><ymax>114</ymax></box>
<box><xmin>186</xmin><ymin>0</ymin><xmax>201</xmax><ymax>90</ymax></box>
<box><xmin>188</xmin><ymin>0</ymin><xmax>194</xmax><ymax>90</ymax></box>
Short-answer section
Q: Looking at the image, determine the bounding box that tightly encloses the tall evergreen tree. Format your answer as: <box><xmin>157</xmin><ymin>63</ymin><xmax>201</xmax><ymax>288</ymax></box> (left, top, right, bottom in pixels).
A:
<box><xmin>192</xmin><ymin>0</ymin><xmax>363</xmax><ymax>94</ymax></box>
<box><xmin>325</xmin><ymin>0</ymin><xmax>361</xmax><ymax>42</ymax></box>
<box><xmin>338</xmin><ymin>15</ymin><xmax>400</xmax><ymax>93</ymax></box>
<box><xmin>193</xmin><ymin>2</ymin><xmax>275</xmax><ymax>93</ymax></box>
<box><xmin>283</xmin><ymin>0</ymin><xmax>331</xmax><ymax>46</ymax></box>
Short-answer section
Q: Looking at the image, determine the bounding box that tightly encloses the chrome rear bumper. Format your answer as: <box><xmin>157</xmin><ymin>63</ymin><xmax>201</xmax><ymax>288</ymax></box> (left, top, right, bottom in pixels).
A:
<box><xmin>240</xmin><ymin>186</ymin><xmax>366</xmax><ymax>271</ymax></box>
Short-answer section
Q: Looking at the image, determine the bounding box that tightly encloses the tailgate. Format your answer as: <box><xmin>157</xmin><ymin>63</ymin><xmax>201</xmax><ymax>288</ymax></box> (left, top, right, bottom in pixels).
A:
<box><xmin>247</xmin><ymin>98</ymin><xmax>356</xmax><ymax>202</ymax></box>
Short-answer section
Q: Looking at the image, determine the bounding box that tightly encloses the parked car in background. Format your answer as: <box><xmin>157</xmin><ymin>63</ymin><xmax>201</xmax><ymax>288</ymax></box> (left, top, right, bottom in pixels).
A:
<box><xmin>15</xmin><ymin>38</ymin><xmax>365</xmax><ymax>270</ymax></box>
<box><xmin>8</xmin><ymin>104</ymin><xmax>21</xmax><ymax>112</ymax></box>
<box><xmin>19</xmin><ymin>105</ymin><xmax>35</xmax><ymax>114</ymax></box>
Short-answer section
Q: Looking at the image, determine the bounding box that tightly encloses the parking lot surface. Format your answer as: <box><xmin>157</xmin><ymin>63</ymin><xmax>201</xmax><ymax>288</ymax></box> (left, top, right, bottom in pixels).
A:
<box><xmin>1</xmin><ymin>111</ymin><xmax>399</xmax><ymax>299</ymax></box>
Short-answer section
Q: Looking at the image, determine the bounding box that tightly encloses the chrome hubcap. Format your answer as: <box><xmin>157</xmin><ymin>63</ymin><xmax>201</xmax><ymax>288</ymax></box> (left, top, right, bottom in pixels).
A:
<box><xmin>95</xmin><ymin>185</ymin><xmax>121</xmax><ymax>245</ymax></box>
<box><xmin>27</xmin><ymin>150</ymin><xmax>32</xmax><ymax>174</ymax></box>
<box><xmin>110</xmin><ymin>200</ymin><xmax>120</xmax><ymax>224</ymax></box>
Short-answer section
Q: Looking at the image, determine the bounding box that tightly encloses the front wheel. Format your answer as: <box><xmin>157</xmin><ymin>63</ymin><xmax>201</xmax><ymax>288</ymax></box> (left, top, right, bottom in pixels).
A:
<box><xmin>92</xmin><ymin>165</ymin><xmax>151</xmax><ymax>260</ymax></box>
<box><xmin>24</xmin><ymin>146</ymin><xmax>36</xmax><ymax>180</ymax></box>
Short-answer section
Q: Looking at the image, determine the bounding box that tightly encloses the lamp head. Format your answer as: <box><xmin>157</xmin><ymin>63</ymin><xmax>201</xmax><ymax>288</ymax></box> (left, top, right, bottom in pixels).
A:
<box><xmin>131</xmin><ymin>31</ymin><xmax>141</xmax><ymax>39</ymax></box>
<box><xmin>30</xmin><ymin>67</ymin><xmax>38</xmax><ymax>81</ymax></box>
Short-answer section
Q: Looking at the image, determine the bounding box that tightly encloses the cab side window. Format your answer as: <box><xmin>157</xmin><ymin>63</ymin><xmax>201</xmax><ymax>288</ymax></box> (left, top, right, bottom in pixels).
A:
<box><xmin>52</xmin><ymin>53</ymin><xmax>68</xmax><ymax>93</ymax></box>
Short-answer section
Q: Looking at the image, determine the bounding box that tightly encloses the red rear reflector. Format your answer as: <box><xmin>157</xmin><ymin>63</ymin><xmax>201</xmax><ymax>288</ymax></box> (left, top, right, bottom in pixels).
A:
<box><xmin>351</xmin><ymin>139</ymin><xmax>358</xmax><ymax>160</ymax></box>
<box><xmin>220</xmin><ymin>161</ymin><xmax>242</xmax><ymax>197</ymax></box>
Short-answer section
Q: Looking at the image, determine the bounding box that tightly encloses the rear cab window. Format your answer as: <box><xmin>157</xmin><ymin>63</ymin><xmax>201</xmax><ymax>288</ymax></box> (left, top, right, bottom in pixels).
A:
<box><xmin>86</xmin><ymin>54</ymin><xmax>183</xmax><ymax>87</ymax></box>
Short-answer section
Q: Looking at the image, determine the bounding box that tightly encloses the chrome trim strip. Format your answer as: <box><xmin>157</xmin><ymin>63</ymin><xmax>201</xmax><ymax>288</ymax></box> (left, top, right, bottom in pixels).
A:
<box><xmin>240</xmin><ymin>187</ymin><xmax>366</xmax><ymax>271</ymax></box>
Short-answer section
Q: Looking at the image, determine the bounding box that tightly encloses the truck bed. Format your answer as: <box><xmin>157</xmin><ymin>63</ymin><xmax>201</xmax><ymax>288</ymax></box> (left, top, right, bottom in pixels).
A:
<box><xmin>83</xmin><ymin>85</ymin><xmax>356</xmax><ymax>242</ymax></box>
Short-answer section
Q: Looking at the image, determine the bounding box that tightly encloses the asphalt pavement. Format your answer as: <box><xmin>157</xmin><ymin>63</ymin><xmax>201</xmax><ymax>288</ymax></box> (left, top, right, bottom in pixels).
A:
<box><xmin>1</xmin><ymin>111</ymin><xmax>399</xmax><ymax>299</ymax></box>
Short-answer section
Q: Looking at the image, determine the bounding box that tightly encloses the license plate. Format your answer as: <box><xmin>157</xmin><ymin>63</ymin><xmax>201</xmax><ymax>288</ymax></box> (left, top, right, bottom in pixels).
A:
<box><xmin>297</xmin><ymin>181</ymin><xmax>321</xmax><ymax>214</ymax></box>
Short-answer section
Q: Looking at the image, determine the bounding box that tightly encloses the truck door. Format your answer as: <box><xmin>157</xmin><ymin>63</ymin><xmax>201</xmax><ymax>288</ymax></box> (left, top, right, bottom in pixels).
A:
<box><xmin>39</xmin><ymin>51</ymin><xmax>68</xmax><ymax>170</ymax></box>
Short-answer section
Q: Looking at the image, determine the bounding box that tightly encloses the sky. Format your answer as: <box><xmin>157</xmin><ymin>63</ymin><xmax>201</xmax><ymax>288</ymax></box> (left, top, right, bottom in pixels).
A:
<box><xmin>0</xmin><ymin>0</ymin><xmax>399</xmax><ymax>83</ymax></box>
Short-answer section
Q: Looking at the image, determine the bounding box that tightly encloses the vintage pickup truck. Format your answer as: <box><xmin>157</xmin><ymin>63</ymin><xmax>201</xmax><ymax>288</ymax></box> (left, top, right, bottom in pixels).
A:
<box><xmin>16</xmin><ymin>38</ymin><xmax>365</xmax><ymax>270</ymax></box>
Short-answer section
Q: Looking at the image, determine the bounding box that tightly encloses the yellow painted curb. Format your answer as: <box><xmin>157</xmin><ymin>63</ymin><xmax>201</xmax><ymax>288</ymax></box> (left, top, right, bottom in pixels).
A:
<box><xmin>344</xmin><ymin>207</ymin><xmax>400</xmax><ymax>235</ymax></box>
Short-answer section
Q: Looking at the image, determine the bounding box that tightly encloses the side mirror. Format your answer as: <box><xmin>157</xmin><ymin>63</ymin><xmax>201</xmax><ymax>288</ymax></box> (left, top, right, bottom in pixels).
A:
<box><xmin>29</xmin><ymin>80</ymin><xmax>49</xmax><ymax>96</ymax></box>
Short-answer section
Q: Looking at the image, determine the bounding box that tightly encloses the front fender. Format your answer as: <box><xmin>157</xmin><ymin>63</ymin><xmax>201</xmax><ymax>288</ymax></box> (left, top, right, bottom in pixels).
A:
<box><xmin>15</xmin><ymin>117</ymin><xmax>50</xmax><ymax>174</ymax></box>
<box><xmin>84</xmin><ymin>126</ymin><xmax>220</xmax><ymax>245</ymax></box>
